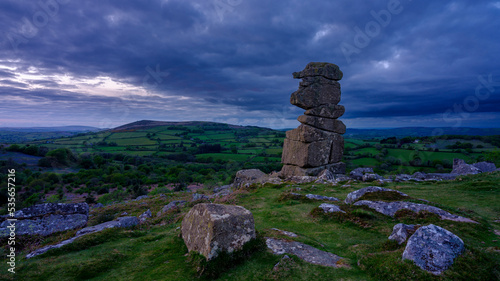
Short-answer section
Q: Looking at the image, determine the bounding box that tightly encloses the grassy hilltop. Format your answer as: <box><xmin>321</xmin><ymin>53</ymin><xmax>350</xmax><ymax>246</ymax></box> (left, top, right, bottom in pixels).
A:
<box><xmin>1</xmin><ymin>172</ymin><xmax>499</xmax><ymax>280</ymax></box>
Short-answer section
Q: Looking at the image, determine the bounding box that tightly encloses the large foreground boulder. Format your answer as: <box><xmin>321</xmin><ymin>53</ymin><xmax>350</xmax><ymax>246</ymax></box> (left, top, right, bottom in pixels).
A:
<box><xmin>181</xmin><ymin>203</ymin><xmax>256</xmax><ymax>260</ymax></box>
<box><xmin>403</xmin><ymin>224</ymin><xmax>464</xmax><ymax>275</ymax></box>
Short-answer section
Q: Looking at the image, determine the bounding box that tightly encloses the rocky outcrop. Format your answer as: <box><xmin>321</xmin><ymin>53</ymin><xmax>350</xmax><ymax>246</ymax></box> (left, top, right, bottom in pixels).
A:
<box><xmin>0</xmin><ymin>203</ymin><xmax>89</xmax><ymax>237</ymax></box>
<box><xmin>344</xmin><ymin>186</ymin><xmax>408</xmax><ymax>204</ymax></box>
<box><xmin>388</xmin><ymin>223</ymin><xmax>419</xmax><ymax>244</ymax></box>
<box><xmin>403</xmin><ymin>224</ymin><xmax>464</xmax><ymax>275</ymax></box>
<box><xmin>26</xmin><ymin>216</ymin><xmax>139</xmax><ymax>259</ymax></box>
<box><xmin>271</xmin><ymin>228</ymin><xmax>298</xmax><ymax>238</ymax></box>
<box><xmin>281</xmin><ymin>62</ymin><xmax>346</xmax><ymax>178</ymax></box>
<box><xmin>353</xmin><ymin>200</ymin><xmax>477</xmax><ymax>223</ymax></box>
<box><xmin>181</xmin><ymin>203</ymin><xmax>256</xmax><ymax>260</ymax></box>
<box><xmin>266</xmin><ymin>238</ymin><xmax>345</xmax><ymax>268</ymax></box>
<box><xmin>452</xmin><ymin>159</ymin><xmax>497</xmax><ymax>175</ymax></box>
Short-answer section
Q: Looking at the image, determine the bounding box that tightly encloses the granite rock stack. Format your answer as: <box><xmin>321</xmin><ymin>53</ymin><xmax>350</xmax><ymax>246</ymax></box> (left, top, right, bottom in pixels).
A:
<box><xmin>281</xmin><ymin>62</ymin><xmax>346</xmax><ymax>178</ymax></box>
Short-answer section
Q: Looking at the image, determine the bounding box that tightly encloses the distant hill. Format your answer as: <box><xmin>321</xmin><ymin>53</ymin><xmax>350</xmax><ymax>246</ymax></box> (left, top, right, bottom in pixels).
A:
<box><xmin>0</xmin><ymin>126</ymin><xmax>101</xmax><ymax>133</ymax></box>
<box><xmin>0</xmin><ymin>126</ymin><xmax>102</xmax><ymax>143</ymax></box>
<box><xmin>345</xmin><ymin>127</ymin><xmax>500</xmax><ymax>139</ymax></box>
<box><xmin>112</xmin><ymin>120</ymin><xmax>247</xmax><ymax>132</ymax></box>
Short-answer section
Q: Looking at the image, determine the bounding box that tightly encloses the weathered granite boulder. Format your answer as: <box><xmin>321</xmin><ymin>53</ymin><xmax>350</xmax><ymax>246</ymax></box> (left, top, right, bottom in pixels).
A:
<box><xmin>76</xmin><ymin>216</ymin><xmax>139</xmax><ymax>236</ymax></box>
<box><xmin>266</xmin><ymin>238</ymin><xmax>345</xmax><ymax>267</ymax></box>
<box><xmin>345</xmin><ymin>186</ymin><xmax>408</xmax><ymax>204</ymax></box>
<box><xmin>292</xmin><ymin>62</ymin><xmax>343</xmax><ymax>81</ymax></box>
<box><xmin>0</xmin><ymin>203</ymin><xmax>89</xmax><ymax>238</ymax></box>
<box><xmin>319</xmin><ymin>203</ymin><xmax>345</xmax><ymax>214</ymax></box>
<box><xmin>452</xmin><ymin>159</ymin><xmax>480</xmax><ymax>175</ymax></box>
<box><xmin>157</xmin><ymin>200</ymin><xmax>187</xmax><ymax>216</ymax></box>
<box><xmin>353</xmin><ymin>200</ymin><xmax>477</xmax><ymax>223</ymax></box>
<box><xmin>388</xmin><ymin>223</ymin><xmax>419</xmax><ymax>244</ymax></box>
<box><xmin>403</xmin><ymin>224</ymin><xmax>464</xmax><ymax>275</ymax></box>
<box><xmin>291</xmin><ymin>83</ymin><xmax>341</xmax><ymax>110</ymax></box>
<box><xmin>181</xmin><ymin>203</ymin><xmax>256</xmax><ymax>260</ymax></box>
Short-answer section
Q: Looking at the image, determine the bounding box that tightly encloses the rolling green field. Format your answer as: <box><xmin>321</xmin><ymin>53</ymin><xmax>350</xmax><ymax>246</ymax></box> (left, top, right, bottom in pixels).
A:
<box><xmin>19</xmin><ymin>122</ymin><xmax>497</xmax><ymax>175</ymax></box>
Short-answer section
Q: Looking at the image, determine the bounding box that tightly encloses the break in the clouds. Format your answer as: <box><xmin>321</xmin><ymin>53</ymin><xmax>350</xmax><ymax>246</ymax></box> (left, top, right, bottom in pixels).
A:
<box><xmin>0</xmin><ymin>0</ymin><xmax>499</xmax><ymax>129</ymax></box>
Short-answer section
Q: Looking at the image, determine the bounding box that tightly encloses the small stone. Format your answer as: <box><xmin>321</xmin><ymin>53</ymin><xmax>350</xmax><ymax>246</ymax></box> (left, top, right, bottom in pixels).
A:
<box><xmin>319</xmin><ymin>203</ymin><xmax>345</xmax><ymax>213</ymax></box>
<box><xmin>388</xmin><ymin>223</ymin><xmax>419</xmax><ymax>244</ymax></box>
<box><xmin>157</xmin><ymin>200</ymin><xmax>187</xmax><ymax>216</ymax></box>
<box><xmin>139</xmin><ymin>209</ymin><xmax>152</xmax><ymax>223</ymax></box>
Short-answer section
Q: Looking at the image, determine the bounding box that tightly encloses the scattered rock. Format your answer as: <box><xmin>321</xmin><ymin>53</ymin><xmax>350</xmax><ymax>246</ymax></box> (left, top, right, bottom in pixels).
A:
<box><xmin>345</xmin><ymin>186</ymin><xmax>408</xmax><ymax>204</ymax></box>
<box><xmin>121</xmin><ymin>212</ymin><xmax>128</xmax><ymax>216</ymax></box>
<box><xmin>181</xmin><ymin>203</ymin><xmax>256</xmax><ymax>260</ymax></box>
<box><xmin>134</xmin><ymin>195</ymin><xmax>149</xmax><ymax>201</ymax></box>
<box><xmin>353</xmin><ymin>200</ymin><xmax>477</xmax><ymax>223</ymax></box>
<box><xmin>349</xmin><ymin>168</ymin><xmax>374</xmax><ymax>180</ymax></box>
<box><xmin>451</xmin><ymin>159</ymin><xmax>480</xmax><ymax>175</ymax></box>
<box><xmin>92</xmin><ymin>203</ymin><xmax>104</xmax><ymax>209</ymax></box>
<box><xmin>388</xmin><ymin>223</ymin><xmax>419</xmax><ymax>244</ymax></box>
<box><xmin>139</xmin><ymin>209</ymin><xmax>152</xmax><ymax>223</ymax></box>
<box><xmin>361</xmin><ymin>173</ymin><xmax>384</xmax><ymax>182</ymax></box>
<box><xmin>319</xmin><ymin>203</ymin><xmax>345</xmax><ymax>214</ymax></box>
<box><xmin>305</xmin><ymin>194</ymin><xmax>339</xmax><ymax>201</ymax></box>
<box><xmin>472</xmin><ymin>161</ymin><xmax>497</xmax><ymax>173</ymax></box>
<box><xmin>271</xmin><ymin>228</ymin><xmax>298</xmax><ymax>238</ymax></box>
<box><xmin>403</xmin><ymin>224</ymin><xmax>464</xmax><ymax>275</ymax></box>
<box><xmin>26</xmin><ymin>216</ymin><xmax>139</xmax><ymax>259</ymax></box>
<box><xmin>192</xmin><ymin>193</ymin><xmax>209</xmax><ymax>202</ymax></box>
<box><xmin>0</xmin><ymin>203</ymin><xmax>89</xmax><ymax>238</ymax></box>
<box><xmin>232</xmin><ymin>169</ymin><xmax>267</xmax><ymax>188</ymax></box>
<box><xmin>157</xmin><ymin>200</ymin><xmax>187</xmax><ymax>216</ymax></box>
<box><xmin>266</xmin><ymin>238</ymin><xmax>344</xmax><ymax>268</ymax></box>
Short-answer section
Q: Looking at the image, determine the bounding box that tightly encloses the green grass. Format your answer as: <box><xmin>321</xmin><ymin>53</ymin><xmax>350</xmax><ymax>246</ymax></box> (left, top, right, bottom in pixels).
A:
<box><xmin>196</xmin><ymin>153</ymin><xmax>251</xmax><ymax>162</ymax></box>
<box><xmin>3</xmin><ymin>173</ymin><xmax>499</xmax><ymax>280</ymax></box>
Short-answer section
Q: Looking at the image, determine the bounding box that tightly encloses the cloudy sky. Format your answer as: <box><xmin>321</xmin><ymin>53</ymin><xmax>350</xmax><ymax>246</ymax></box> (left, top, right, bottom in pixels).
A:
<box><xmin>1</xmin><ymin>0</ymin><xmax>499</xmax><ymax>129</ymax></box>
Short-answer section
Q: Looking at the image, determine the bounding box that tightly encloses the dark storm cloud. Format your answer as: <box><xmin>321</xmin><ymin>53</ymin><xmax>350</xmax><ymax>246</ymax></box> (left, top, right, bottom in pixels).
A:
<box><xmin>0</xmin><ymin>0</ymin><xmax>499</xmax><ymax>127</ymax></box>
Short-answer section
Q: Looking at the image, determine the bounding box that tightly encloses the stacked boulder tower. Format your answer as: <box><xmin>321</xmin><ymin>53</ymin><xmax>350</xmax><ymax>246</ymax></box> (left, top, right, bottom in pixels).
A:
<box><xmin>281</xmin><ymin>62</ymin><xmax>346</xmax><ymax>178</ymax></box>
